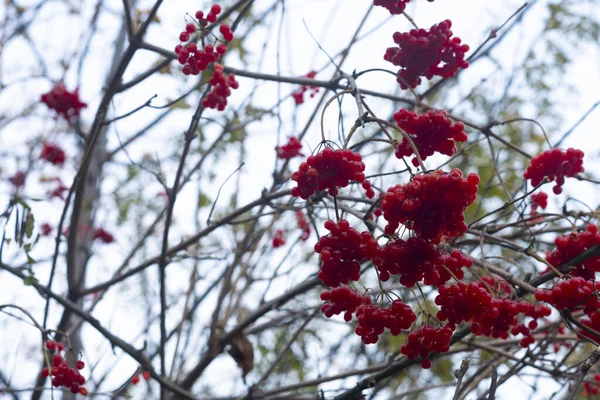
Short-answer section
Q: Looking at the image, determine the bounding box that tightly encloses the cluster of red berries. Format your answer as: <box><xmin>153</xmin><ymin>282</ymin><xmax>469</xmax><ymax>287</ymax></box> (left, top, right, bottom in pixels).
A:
<box><xmin>380</xmin><ymin>169</ymin><xmax>479</xmax><ymax>242</ymax></box>
<box><xmin>292</xmin><ymin>71</ymin><xmax>319</xmax><ymax>105</ymax></box>
<box><xmin>361</xmin><ymin>180</ymin><xmax>376</xmax><ymax>199</ymax></box>
<box><xmin>355</xmin><ymin>300</ymin><xmax>417</xmax><ymax>344</ymax></box>
<box><xmin>534</xmin><ymin>277</ymin><xmax>600</xmax><ymax>313</ymax></box>
<box><xmin>320</xmin><ymin>286</ymin><xmax>369</xmax><ymax>321</ymax></box>
<box><xmin>373</xmin><ymin>237</ymin><xmax>471</xmax><ymax>287</ymax></box>
<box><xmin>393</xmin><ymin>109</ymin><xmax>468</xmax><ymax>167</ymax></box>
<box><xmin>41</xmin><ymin>340</ymin><xmax>87</xmax><ymax>396</ymax></box>
<box><xmin>384</xmin><ymin>20</ymin><xmax>469</xmax><ymax>89</ymax></box>
<box><xmin>584</xmin><ymin>374</ymin><xmax>600</xmax><ymax>397</ymax></box>
<box><xmin>202</xmin><ymin>64</ymin><xmax>239</xmax><ymax>111</ymax></box>
<box><xmin>48</xmin><ymin>178</ymin><xmax>69</xmax><ymax>200</ymax></box>
<box><xmin>373</xmin><ymin>0</ymin><xmax>411</xmax><ymax>14</ymax></box>
<box><xmin>296</xmin><ymin>210</ymin><xmax>311</xmax><ymax>240</ymax></box>
<box><xmin>93</xmin><ymin>228</ymin><xmax>115</xmax><ymax>244</ymax></box>
<box><xmin>435</xmin><ymin>282</ymin><xmax>492</xmax><ymax>325</ymax></box>
<box><xmin>9</xmin><ymin>171</ymin><xmax>26</xmax><ymax>188</ymax></box>
<box><xmin>291</xmin><ymin>148</ymin><xmax>366</xmax><ymax>199</ymax></box>
<box><xmin>131</xmin><ymin>371</ymin><xmax>152</xmax><ymax>385</ymax></box>
<box><xmin>579</xmin><ymin>311</ymin><xmax>600</xmax><ymax>343</ymax></box>
<box><xmin>400</xmin><ymin>323</ymin><xmax>454</xmax><ymax>368</ymax></box>
<box><xmin>530</xmin><ymin>192</ymin><xmax>548</xmax><ymax>211</ymax></box>
<box><xmin>276</xmin><ymin>136</ymin><xmax>304</xmax><ymax>159</ymax></box>
<box><xmin>545</xmin><ymin>224</ymin><xmax>600</xmax><ymax>280</ymax></box>
<box><xmin>40</xmin><ymin>84</ymin><xmax>87</xmax><ymax>122</ymax></box>
<box><xmin>40</xmin><ymin>223</ymin><xmax>53</xmax><ymax>236</ymax></box>
<box><xmin>41</xmin><ymin>143</ymin><xmax>66</xmax><ymax>166</ymax></box>
<box><xmin>314</xmin><ymin>219</ymin><xmax>378</xmax><ymax>287</ymax></box>
<box><xmin>176</xmin><ymin>6</ymin><xmax>231</xmax><ymax>75</ymax></box>
<box><xmin>523</xmin><ymin>148</ymin><xmax>584</xmax><ymax>194</ymax></box>
<box><xmin>468</xmin><ymin>297</ymin><xmax>550</xmax><ymax>340</ymax></box>
<box><xmin>272</xmin><ymin>229</ymin><xmax>286</xmax><ymax>248</ymax></box>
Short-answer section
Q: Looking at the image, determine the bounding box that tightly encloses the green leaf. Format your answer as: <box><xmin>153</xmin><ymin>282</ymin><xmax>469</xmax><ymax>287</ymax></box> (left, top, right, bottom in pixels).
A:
<box><xmin>198</xmin><ymin>193</ymin><xmax>211</xmax><ymax>208</ymax></box>
<box><xmin>24</xmin><ymin>276</ymin><xmax>38</xmax><ymax>286</ymax></box>
<box><xmin>24</xmin><ymin>213</ymin><xmax>34</xmax><ymax>239</ymax></box>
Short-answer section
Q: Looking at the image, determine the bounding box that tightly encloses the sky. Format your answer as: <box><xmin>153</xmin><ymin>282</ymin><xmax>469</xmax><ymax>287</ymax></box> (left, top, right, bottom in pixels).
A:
<box><xmin>1</xmin><ymin>0</ymin><xmax>600</xmax><ymax>399</ymax></box>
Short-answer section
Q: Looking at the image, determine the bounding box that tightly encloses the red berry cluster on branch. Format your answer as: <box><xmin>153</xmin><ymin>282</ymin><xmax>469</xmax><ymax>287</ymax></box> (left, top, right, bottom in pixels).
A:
<box><xmin>435</xmin><ymin>282</ymin><xmax>492</xmax><ymax>325</ymax></box>
<box><xmin>41</xmin><ymin>84</ymin><xmax>87</xmax><ymax>122</ymax></box>
<box><xmin>202</xmin><ymin>64</ymin><xmax>239</xmax><ymax>111</ymax></box>
<box><xmin>535</xmin><ymin>277</ymin><xmax>600</xmax><ymax>313</ymax></box>
<box><xmin>523</xmin><ymin>148</ymin><xmax>584</xmax><ymax>194</ymax></box>
<box><xmin>545</xmin><ymin>224</ymin><xmax>600</xmax><ymax>280</ymax></box>
<box><xmin>42</xmin><ymin>341</ymin><xmax>87</xmax><ymax>395</ymax></box>
<box><xmin>355</xmin><ymin>300</ymin><xmax>417</xmax><ymax>344</ymax></box>
<box><xmin>314</xmin><ymin>219</ymin><xmax>378</xmax><ymax>287</ymax></box>
<box><xmin>93</xmin><ymin>228</ymin><xmax>114</xmax><ymax>244</ymax></box>
<box><xmin>373</xmin><ymin>237</ymin><xmax>471</xmax><ymax>287</ymax></box>
<box><xmin>393</xmin><ymin>109</ymin><xmax>468</xmax><ymax>167</ymax></box>
<box><xmin>41</xmin><ymin>143</ymin><xmax>66</xmax><ymax>166</ymax></box>
<box><xmin>131</xmin><ymin>370</ymin><xmax>152</xmax><ymax>385</ymax></box>
<box><xmin>579</xmin><ymin>311</ymin><xmax>600</xmax><ymax>343</ymax></box>
<box><xmin>584</xmin><ymin>374</ymin><xmax>600</xmax><ymax>397</ymax></box>
<box><xmin>384</xmin><ymin>20</ymin><xmax>469</xmax><ymax>89</ymax></box>
<box><xmin>296</xmin><ymin>210</ymin><xmax>311</xmax><ymax>240</ymax></box>
<box><xmin>400</xmin><ymin>323</ymin><xmax>454</xmax><ymax>368</ymax></box>
<box><xmin>272</xmin><ymin>229</ymin><xmax>285</xmax><ymax>248</ymax></box>
<box><xmin>9</xmin><ymin>171</ymin><xmax>25</xmax><ymax>188</ymax></box>
<box><xmin>373</xmin><ymin>0</ymin><xmax>411</xmax><ymax>14</ymax></box>
<box><xmin>276</xmin><ymin>136</ymin><xmax>304</xmax><ymax>159</ymax></box>
<box><xmin>530</xmin><ymin>192</ymin><xmax>548</xmax><ymax>211</ymax></box>
<box><xmin>320</xmin><ymin>286</ymin><xmax>370</xmax><ymax>321</ymax></box>
<box><xmin>291</xmin><ymin>71</ymin><xmax>319</xmax><ymax>105</ymax></box>
<box><xmin>380</xmin><ymin>169</ymin><xmax>479</xmax><ymax>242</ymax></box>
<box><xmin>291</xmin><ymin>148</ymin><xmax>366</xmax><ymax>199</ymax></box>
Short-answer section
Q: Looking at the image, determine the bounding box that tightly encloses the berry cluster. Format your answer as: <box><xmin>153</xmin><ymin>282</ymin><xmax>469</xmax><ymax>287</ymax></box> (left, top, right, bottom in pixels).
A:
<box><xmin>534</xmin><ymin>277</ymin><xmax>600</xmax><ymax>313</ymax></box>
<box><xmin>291</xmin><ymin>71</ymin><xmax>319</xmax><ymax>105</ymax></box>
<box><xmin>41</xmin><ymin>143</ymin><xmax>66</xmax><ymax>166</ymax></box>
<box><xmin>373</xmin><ymin>0</ymin><xmax>411</xmax><ymax>14</ymax></box>
<box><xmin>9</xmin><ymin>171</ymin><xmax>25</xmax><ymax>188</ymax></box>
<box><xmin>435</xmin><ymin>282</ymin><xmax>492</xmax><ymax>325</ymax></box>
<box><xmin>373</xmin><ymin>237</ymin><xmax>470</xmax><ymax>287</ymax></box>
<box><xmin>384</xmin><ymin>20</ymin><xmax>469</xmax><ymax>89</ymax></box>
<box><xmin>584</xmin><ymin>374</ymin><xmax>600</xmax><ymax>397</ymax></box>
<box><xmin>468</xmin><ymin>298</ymin><xmax>550</xmax><ymax>340</ymax></box>
<box><xmin>40</xmin><ymin>84</ymin><xmax>87</xmax><ymax>122</ymax></box>
<box><xmin>545</xmin><ymin>224</ymin><xmax>600</xmax><ymax>280</ymax></box>
<box><xmin>523</xmin><ymin>148</ymin><xmax>584</xmax><ymax>194</ymax></box>
<box><xmin>131</xmin><ymin>371</ymin><xmax>152</xmax><ymax>385</ymax></box>
<box><xmin>314</xmin><ymin>220</ymin><xmax>378</xmax><ymax>287</ymax></box>
<box><xmin>394</xmin><ymin>109</ymin><xmax>468</xmax><ymax>167</ymax></box>
<box><xmin>400</xmin><ymin>324</ymin><xmax>454</xmax><ymax>368</ymax></box>
<box><xmin>272</xmin><ymin>229</ymin><xmax>286</xmax><ymax>248</ymax></box>
<box><xmin>355</xmin><ymin>300</ymin><xmax>417</xmax><ymax>344</ymax></box>
<box><xmin>291</xmin><ymin>148</ymin><xmax>366</xmax><ymax>199</ymax></box>
<box><xmin>276</xmin><ymin>136</ymin><xmax>304</xmax><ymax>160</ymax></box>
<box><xmin>320</xmin><ymin>286</ymin><xmax>369</xmax><ymax>321</ymax></box>
<box><xmin>93</xmin><ymin>228</ymin><xmax>115</xmax><ymax>244</ymax></box>
<box><xmin>296</xmin><ymin>210</ymin><xmax>311</xmax><ymax>240</ymax></box>
<box><xmin>202</xmin><ymin>64</ymin><xmax>239</xmax><ymax>111</ymax></box>
<box><xmin>42</xmin><ymin>341</ymin><xmax>87</xmax><ymax>395</ymax></box>
<box><xmin>40</xmin><ymin>223</ymin><xmax>53</xmax><ymax>236</ymax></box>
<box><xmin>380</xmin><ymin>169</ymin><xmax>479</xmax><ymax>242</ymax></box>
<box><xmin>579</xmin><ymin>311</ymin><xmax>600</xmax><ymax>343</ymax></box>
<box><xmin>530</xmin><ymin>192</ymin><xmax>548</xmax><ymax>211</ymax></box>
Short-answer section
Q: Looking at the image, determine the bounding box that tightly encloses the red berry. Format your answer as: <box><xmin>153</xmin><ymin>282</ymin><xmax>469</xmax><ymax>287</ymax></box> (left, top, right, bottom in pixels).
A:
<box><xmin>195</xmin><ymin>11</ymin><xmax>204</xmax><ymax>19</ymax></box>
<box><xmin>276</xmin><ymin>136</ymin><xmax>304</xmax><ymax>160</ymax></box>
<box><xmin>185</xmin><ymin>23</ymin><xmax>196</xmax><ymax>33</ymax></box>
<box><xmin>216</xmin><ymin>43</ymin><xmax>227</xmax><ymax>54</ymax></box>
<box><xmin>179</xmin><ymin>32</ymin><xmax>190</xmax><ymax>42</ymax></box>
<box><xmin>40</xmin><ymin>143</ymin><xmax>66</xmax><ymax>166</ymax></box>
<box><xmin>76</xmin><ymin>360</ymin><xmax>85</xmax><ymax>370</ymax></box>
<box><xmin>79</xmin><ymin>387</ymin><xmax>88</xmax><ymax>395</ymax></box>
<box><xmin>211</xmin><ymin>4</ymin><xmax>222</xmax><ymax>14</ymax></box>
<box><xmin>132</xmin><ymin>375</ymin><xmax>140</xmax><ymax>385</ymax></box>
<box><xmin>46</xmin><ymin>340</ymin><xmax>56</xmax><ymax>351</ymax></box>
<box><xmin>142</xmin><ymin>371</ymin><xmax>151</xmax><ymax>380</ymax></box>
